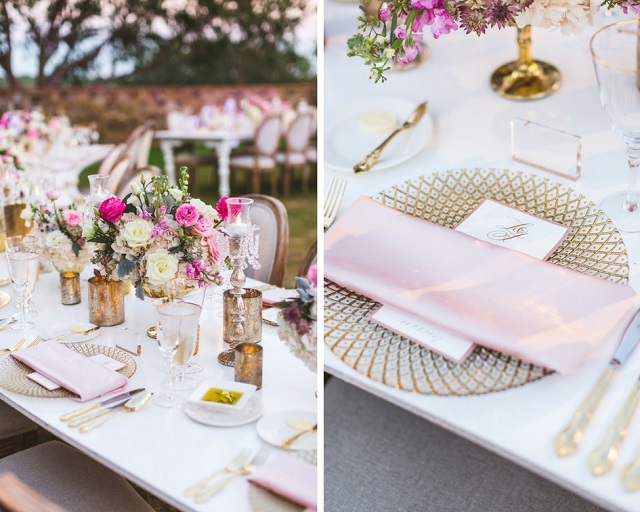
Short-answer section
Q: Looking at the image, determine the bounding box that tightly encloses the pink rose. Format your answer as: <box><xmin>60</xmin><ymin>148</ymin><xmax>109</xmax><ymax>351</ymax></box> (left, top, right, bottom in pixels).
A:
<box><xmin>206</xmin><ymin>231</ymin><xmax>220</xmax><ymax>263</ymax></box>
<box><xmin>175</xmin><ymin>204</ymin><xmax>199</xmax><ymax>227</ymax></box>
<box><xmin>62</xmin><ymin>209</ymin><xmax>82</xmax><ymax>227</ymax></box>
<box><xmin>46</xmin><ymin>190</ymin><xmax>60</xmax><ymax>201</ymax></box>
<box><xmin>306</xmin><ymin>264</ymin><xmax>317</xmax><ymax>287</ymax></box>
<box><xmin>193</xmin><ymin>215</ymin><xmax>214</xmax><ymax>237</ymax></box>
<box><xmin>216</xmin><ymin>197</ymin><xmax>230</xmax><ymax>220</ymax></box>
<box><xmin>27</xmin><ymin>128</ymin><xmax>39</xmax><ymax>139</ymax></box>
<box><xmin>99</xmin><ymin>196</ymin><xmax>126</xmax><ymax>223</ymax></box>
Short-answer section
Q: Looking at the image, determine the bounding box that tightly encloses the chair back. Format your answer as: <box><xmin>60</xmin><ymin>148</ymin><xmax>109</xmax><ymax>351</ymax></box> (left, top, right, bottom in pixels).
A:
<box><xmin>254</xmin><ymin>116</ymin><xmax>282</xmax><ymax>157</ymax></box>
<box><xmin>0</xmin><ymin>473</ymin><xmax>68</xmax><ymax>512</ymax></box>
<box><xmin>98</xmin><ymin>144</ymin><xmax>125</xmax><ymax>176</ymax></box>
<box><xmin>117</xmin><ymin>166</ymin><xmax>161</xmax><ymax>198</ymax></box>
<box><xmin>243</xmin><ymin>194</ymin><xmax>289</xmax><ymax>287</ymax></box>
<box><xmin>106</xmin><ymin>158</ymin><xmax>131</xmax><ymax>196</ymax></box>
<box><xmin>136</xmin><ymin>128</ymin><xmax>154</xmax><ymax>169</ymax></box>
<box><xmin>285</xmin><ymin>114</ymin><xmax>313</xmax><ymax>154</ymax></box>
<box><xmin>298</xmin><ymin>241</ymin><xmax>317</xmax><ymax>278</ymax></box>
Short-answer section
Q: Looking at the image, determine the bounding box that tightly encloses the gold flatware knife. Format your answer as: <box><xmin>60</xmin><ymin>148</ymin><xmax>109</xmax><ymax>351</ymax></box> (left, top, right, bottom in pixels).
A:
<box><xmin>354</xmin><ymin>101</ymin><xmax>429</xmax><ymax>174</ymax></box>
<box><xmin>555</xmin><ymin>309</ymin><xmax>640</xmax><ymax>456</ymax></box>
<box><xmin>80</xmin><ymin>391</ymin><xmax>152</xmax><ymax>433</ymax></box>
<box><xmin>61</xmin><ymin>388</ymin><xmax>146</xmax><ymax>423</ymax></box>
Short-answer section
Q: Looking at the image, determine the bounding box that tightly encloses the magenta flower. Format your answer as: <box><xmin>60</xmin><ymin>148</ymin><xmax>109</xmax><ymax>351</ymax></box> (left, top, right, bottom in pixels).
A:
<box><xmin>62</xmin><ymin>209</ymin><xmax>82</xmax><ymax>227</ymax></box>
<box><xmin>413</xmin><ymin>9</ymin><xmax>435</xmax><ymax>32</ymax></box>
<box><xmin>99</xmin><ymin>197</ymin><xmax>126</xmax><ymax>223</ymax></box>
<box><xmin>398</xmin><ymin>40</ymin><xmax>423</xmax><ymax>64</ymax></box>
<box><xmin>378</xmin><ymin>7</ymin><xmax>392</xmax><ymax>21</ymax></box>
<box><xmin>216</xmin><ymin>197</ymin><xmax>230</xmax><ymax>220</ymax></box>
<box><xmin>431</xmin><ymin>10</ymin><xmax>457</xmax><ymax>39</ymax></box>
<box><xmin>151</xmin><ymin>219</ymin><xmax>168</xmax><ymax>238</ymax></box>
<box><xmin>410</xmin><ymin>0</ymin><xmax>440</xmax><ymax>9</ymax></box>
<box><xmin>175</xmin><ymin>204</ymin><xmax>199</xmax><ymax>227</ymax></box>
<box><xmin>139</xmin><ymin>210</ymin><xmax>149</xmax><ymax>220</ymax></box>
<box><xmin>306</xmin><ymin>264</ymin><xmax>318</xmax><ymax>287</ymax></box>
<box><xmin>193</xmin><ymin>216</ymin><xmax>214</xmax><ymax>237</ymax></box>
<box><xmin>46</xmin><ymin>190</ymin><xmax>60</xmax><ymax>201</ymax></box>
<box><xmin>394</xmin><ymin>25</ymin><xmax>407</xmax><ymax>38</ymax></box>
<box><xmin>186</xmin><ymin>259</ymin><xmax>209</xmax><ymax>278</ymax></box>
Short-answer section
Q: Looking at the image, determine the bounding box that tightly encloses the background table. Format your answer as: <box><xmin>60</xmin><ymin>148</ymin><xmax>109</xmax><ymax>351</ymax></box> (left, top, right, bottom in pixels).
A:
<box><xmin>155</xmin><ymin>129</ymin><xmax>254</xmax><ymax>196</ymax></box>
<box><xmin>0</xmin><ymin>268</ymin><xmax>316</xmax><ymax>512</ymax></box>
<box><xmin>325</xmin><ymin>4</ymin><xmax>640</xmax><ymax>511</ymax></box>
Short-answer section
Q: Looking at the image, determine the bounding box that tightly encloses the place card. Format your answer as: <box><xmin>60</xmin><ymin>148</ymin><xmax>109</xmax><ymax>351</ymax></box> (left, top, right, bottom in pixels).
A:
<box><xmin>370</xmin><ymin>199</ymin><xmax>569</xmax><ymax>363</ymax></box>
<box><xmin>27</xmin><ymin>372</ymin><xmax>61</xmax><ymax>391</ymax></box>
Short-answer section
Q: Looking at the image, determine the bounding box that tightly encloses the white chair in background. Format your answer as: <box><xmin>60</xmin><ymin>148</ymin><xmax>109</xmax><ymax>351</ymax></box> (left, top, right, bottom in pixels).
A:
<box><xmin>117</xmin><ymin>166</ymin><xmax>161</xmax><ymax>198</ymax></box>
<box><xmin>276</xmin><ymin>113</ymin><xmax>313</xmax><ymax>196</ymax></box>
<box><xmin>229</xmin><ymin>116</ymin><xmax>283</xmax><ymax>195</ymax></box>
<box><xmin>106</xmin><ymin>158</ymin><xmax>131</xmax><ymax>197</ymax></box>
<box><xmin>97</xmin><ymin>144</ymin><xmax>125</xmax><ymax>176</ymax></box>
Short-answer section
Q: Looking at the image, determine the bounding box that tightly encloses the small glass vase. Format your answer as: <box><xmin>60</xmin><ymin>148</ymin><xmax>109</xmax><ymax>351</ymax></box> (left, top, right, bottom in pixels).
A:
<box><xmin>88</xmin><ymin>276</ymin><xmax>125</xmax><ymax>326</ymax></box>
<box><xmin>490</xmin><ymin>25</ymin><xmax>560</xmax><ymax>101</ymax></box>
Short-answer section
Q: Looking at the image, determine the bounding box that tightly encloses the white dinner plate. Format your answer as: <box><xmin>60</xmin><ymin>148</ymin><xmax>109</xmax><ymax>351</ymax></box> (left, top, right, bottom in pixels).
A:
<box><xmin>183</xmin><ymin>395</ymin><xmax>263</xmax><ymax>427</ymax></box>
<box><xmin>257</xmin><ymin>410</ymin><xmax>317</xmax><ymax>450</ymax></box>
<box><xmin>48</xmin><ymin>322</ymin><xmax>101</xmax><ymax>343</ymax></box>
<box><xmin>325</xmin><ymin>97</ymin><xmax>433</xmax><ymax>173</ymax></box>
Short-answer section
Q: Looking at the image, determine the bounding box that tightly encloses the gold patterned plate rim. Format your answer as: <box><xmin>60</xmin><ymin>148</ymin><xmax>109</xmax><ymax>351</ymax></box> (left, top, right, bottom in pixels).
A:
<box><xmin>324</xmin><ymin>167</ymin><xmax>629</xmax><ymax>396</ymax></box>
<box><xmin>0</xmin><ymin>343</ymin><xmax>137</xmax><ymax>398</ymax></box>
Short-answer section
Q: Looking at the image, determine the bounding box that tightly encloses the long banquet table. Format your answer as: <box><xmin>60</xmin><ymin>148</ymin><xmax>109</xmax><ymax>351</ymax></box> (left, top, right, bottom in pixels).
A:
<box><xmin>0</xmin><ymin>266</ymin><xmax>317</xmax><ymax>512</ymax></box>
<box><xmin>325</xmin><ymin>4</ymin><xmax>640</xmax><ymax>512</ymax></box>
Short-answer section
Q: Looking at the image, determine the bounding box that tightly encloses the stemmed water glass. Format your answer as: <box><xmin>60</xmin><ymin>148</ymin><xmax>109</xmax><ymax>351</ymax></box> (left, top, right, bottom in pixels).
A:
<box><xmin>154</xmin><ymin>301</ymin><xmax>201</xmax><ymax>408</ymax></box>
<box><xmin>6</xmin><ymin>251</ymin><xmax>39</xmax><ymax>331</ymax></box>
<box><xmin>167</xmin><ymin>277</ymin><xmax>206</xmax><ymax>377</ymax></box>
<box><xmin>5</xmin><ymin>235</ymin><xmax>39</xmax><ymax>319</ymax></box>
<box><xmin>591</xmin><ymin>20</ymin><xmax>640</xmax><ymax>232</ymax></box>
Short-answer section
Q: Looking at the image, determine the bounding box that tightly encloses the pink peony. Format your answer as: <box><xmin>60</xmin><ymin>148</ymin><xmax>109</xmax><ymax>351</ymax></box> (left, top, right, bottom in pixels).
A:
<box><xmin>46</xmin><ymin>190</ymin><xmax>60</xmax><ymax>201</ymax></box>
<box><xmin>206</xmin><ymin>231</ymin><xmax>220</xmax><ymax>263</ymax></box>
<box><xmin>62</xmin><ymin>209</ymin><xmax>82</xmax><ymax>227</ymax></box>
<box><xmin>193</xmin><ymin>215</ymin><xmax>214</xmax><ymax>237</ymax></box>
<box><xmin>306</xmin><ymin>264</ymin><xmax>318</xmax><ymax>287</ymax></box>
<box><xmin>99</xmin><ymin>196</ymin><xmax>126</xmax><ymax>223</ymax></box>
<box><xmin>175</xmin><ymin>204</ymin><xmax>199</xmax><ymax>227</ymax></box>
<box><xmin>216</xmin><ymin>197</ymin><xmax>230</xmax><ymax>220</ymax></box>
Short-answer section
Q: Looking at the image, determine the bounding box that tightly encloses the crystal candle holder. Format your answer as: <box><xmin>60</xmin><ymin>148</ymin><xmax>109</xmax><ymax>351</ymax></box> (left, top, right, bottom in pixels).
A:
<box><xmin>60</xmin><ymin>272</ymin><xmax>81</xmax><ymax>305</ymax></box>
<box><xmin>234</xmin><ymin>343</ymin><xmax>263</xmax><ymax>390</ymax></box>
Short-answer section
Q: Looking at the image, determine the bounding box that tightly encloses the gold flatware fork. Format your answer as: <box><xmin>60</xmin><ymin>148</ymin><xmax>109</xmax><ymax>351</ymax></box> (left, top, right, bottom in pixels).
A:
<box><xmin>354</xmin><ymin>101</ymin><xmax>429</xmax><ymax>174</ymax></box>
<box><xmin>0</xmin><ymin>338</ymin><xmax>28</xmax><ymax>356</ymax></box>
<box><xmin>28</xmin><ymin>336</ymin><xmax>44</xmax><ymax>348</ymax></box>
<box><xmin>184</xmin><ymin>448</ymin><xmax>252</xmax><ymax>497</ymax></box>
<box><xmin>280</xmin><ymin>424</ymin><xmax>318</xmax><ymax>448</ymax></box>
<box><xmin>193</xmin><ymin>445</ymin><xmax>272</xmax><ymax>503</ymax></box>
<box><xmin>324</xmin><ymin>177</ymin><xmax>347</xmax><ymax>230</ymax></box>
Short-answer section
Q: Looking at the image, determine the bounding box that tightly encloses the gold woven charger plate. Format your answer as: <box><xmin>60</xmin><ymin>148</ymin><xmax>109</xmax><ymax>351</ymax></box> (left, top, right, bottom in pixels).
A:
<box><xmin>325</xmin><ymin>168</ymin><xmax>630</xmax><ymax>396</ymax></box>
<box><xmin>0</xmin><ymin>343</ymin><xmax>137</xmax><ymax>398</ymax></box>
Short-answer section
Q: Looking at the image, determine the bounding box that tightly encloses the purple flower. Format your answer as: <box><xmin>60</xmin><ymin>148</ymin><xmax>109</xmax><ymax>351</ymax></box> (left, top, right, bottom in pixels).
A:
<box><xmin>186</xmin><ymin>260</ymin><xmax>209</xmax><ymax>279</ymax></box>
<box><xmin>398</xmin><ymin>40</ymin><xmax>423</xmax><ymax>64</ymax></box>
<box><xmin>410</xmin><ymin>0</ymin><xmax>440</xmax><ymax>8</ymax></box>
<box><xmin>139</xmin><ymin>210</ymin><xmax>149</xmax><ymax>220</ymax></box>
<box><xmin>485</xmin><ymin>0</ymin><xmax>518</xmax><ymax>29</ymax></box>
<box><xmin>413</xmin><ymin>9</ymin><xmax>435</xmax><ymax>32</ymax></box>
<box><xmin>394</xmin><ymin>25</ymin><xmax>407</xmax><ymax>39</ymax></box>
<box><xmin>430</xmin><ymin>10</ymin><xmax>458</xmax><ymax>39</ymax></box>
<box><xmin>378</xmin><ymin>7</ymin><xmax>392</xmax><ymax>21</ymax></box>
<box><xmin>158</xmin><ymin>204</ymin><xmax>168</xmax><ymax>216</ymax></box>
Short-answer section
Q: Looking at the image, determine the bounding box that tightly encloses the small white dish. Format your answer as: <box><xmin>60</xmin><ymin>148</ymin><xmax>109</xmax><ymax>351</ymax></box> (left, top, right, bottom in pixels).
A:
<box><xmin>257</xmin><ymin>410</ymin><xmax>317</xmax><ymax>450</ymax></box>
<box><xmin>183</xmin><ymin>395</ymin><xmax>263</xmax><ymax>427</ymax></box>
<box><xmin>48</xmin><ymin>322</ymin><xmax>101</xmax><ymax>343</ymax></box>
<box><xmin>188</xmin><ymin>380</ymin><xmax>256</xmax><ymax>413</ymax></box>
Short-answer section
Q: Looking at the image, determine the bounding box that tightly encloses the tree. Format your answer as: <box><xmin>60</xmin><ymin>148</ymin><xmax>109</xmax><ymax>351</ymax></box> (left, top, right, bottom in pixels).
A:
<box><xmin>0</xmin><ymin>0</ymin><xmax>315</xmax><ymax>87</ymax></box>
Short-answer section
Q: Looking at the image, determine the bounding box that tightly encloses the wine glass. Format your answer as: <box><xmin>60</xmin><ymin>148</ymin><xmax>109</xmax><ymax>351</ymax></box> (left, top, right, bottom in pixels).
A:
<box><xmin>6</xmin><ymin>251</ymin><xmax>39</xmax><ymax>331</ymax></box>
<box><xmin>5</xmin><ymin>235</ymin><xmax>39</xmax><ymax>319</ymax></box>
<box><xmin>154</xmin><ymin>301</ymin><xmax>201</xmax><ymax>408</ymax></box>
<box><xmin>167</xmin><ymin>277</ymin><xmax>206</xmax><ymax>376</ymax></box>
<box><xmin>591</xmin><ymin>20</ymin><xmax>640</xmax><ymax>232</ymax></box>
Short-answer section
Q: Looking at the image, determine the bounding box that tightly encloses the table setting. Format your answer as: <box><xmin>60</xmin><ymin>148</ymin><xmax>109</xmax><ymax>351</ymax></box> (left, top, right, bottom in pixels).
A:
<box><xmin>325</xmin><ymin>0</ymin><xmax>640</xmax><ymax>509</ymax></box>
<box><xmin>0</xmin><ymin>169</ymin><xmax>317</xmax><ymax>511</ymax></box>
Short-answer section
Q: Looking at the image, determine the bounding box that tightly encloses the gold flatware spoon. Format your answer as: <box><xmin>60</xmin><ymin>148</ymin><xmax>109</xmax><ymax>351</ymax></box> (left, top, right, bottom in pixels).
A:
<box><xmin>354</xmin><ymin>101</ymin><xmax>429</xmax><ymax>174</ymax></box>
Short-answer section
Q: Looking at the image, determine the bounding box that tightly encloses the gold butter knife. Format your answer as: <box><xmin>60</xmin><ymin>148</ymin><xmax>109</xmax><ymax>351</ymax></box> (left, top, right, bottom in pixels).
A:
<box><xmin>555</xmin><ymin>309</ymin><xmax>640</xmax><ymax>457</ymax></box>
<box><xmin>354</xmin><ymin>101</ymin><xmax>429</xmax><ymax>174</ymax></box>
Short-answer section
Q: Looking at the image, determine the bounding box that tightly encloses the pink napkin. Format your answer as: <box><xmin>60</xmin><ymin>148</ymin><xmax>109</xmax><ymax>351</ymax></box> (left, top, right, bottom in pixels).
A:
<box><xmin>12</xmin><ymin>341</ymin><xmax>128</xmax><ymax>402</ymax></box>
<box><xmin>325</xmin><ymin>196</ymin><xmax>640</xmax><ymax>374</ymax></box>
<box><xmin>247</xmin><ymin>453</ymin><xmax>317</xmax><ymax>511</ymax></box>
<box><xmin>262</xmin><ymin>288</ymin><xmax>298</xmax><ymax>307</ymax></box>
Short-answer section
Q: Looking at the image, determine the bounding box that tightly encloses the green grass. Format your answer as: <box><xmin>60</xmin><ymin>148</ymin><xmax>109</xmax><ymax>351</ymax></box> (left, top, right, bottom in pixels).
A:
<box><xmin>79</xmin><ymin>146</ymin><xmax>317</xmax><ymax>288</ymax></box>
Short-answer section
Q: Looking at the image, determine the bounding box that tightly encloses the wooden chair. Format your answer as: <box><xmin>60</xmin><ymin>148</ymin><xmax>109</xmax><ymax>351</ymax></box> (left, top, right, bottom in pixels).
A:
<box><xmin>276</xmin><ymin>113</ymin><xmax>314</xmax><ymax>196</ymax></box>
<box><xmin>116</xmin><ymin>166</ymin><xmax>162</xmax><ymax>198</ymax></box>
<box><xmin>298</xmin><ymin>241</ymin><xmax>317</xmax><ymax>278</ymax></box>
<box><xmin>97</xmin><ymin>144</ymin><xmax>125</xmax><ymax>176</ymax></box>
<box><xmin>0</xmin><ymin>441</ymin><xmax>153</xmax><ymax>512</ymax></box>
<box><xmin>244</xmin><ymin>194</ymin><xmax>289</xmax><ymax>287</ymax></box>
<box><xmin>0</xmin><ymin>401</ymin><xmax>37</xmax><ymax>459</ymax></box>
<box><xmin>106</xmin><ymin>158</ymin><xmax>131</xmax><ymax>198</ymax></box>
<box><xmin>230</xmin><ymin>116</ymin><xmax>282</xmax><ymax>195</ymax></box>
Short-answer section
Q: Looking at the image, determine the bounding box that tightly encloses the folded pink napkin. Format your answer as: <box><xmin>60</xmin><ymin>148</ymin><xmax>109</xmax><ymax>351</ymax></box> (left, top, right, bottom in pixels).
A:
<box><xmin>325</xmin><ymin>196</ymin><xmax>640</xmax><ymax>374</ymax></box>
<box><xmin>262</xmin><ymin>288</ymin><xmax>298</xmax><ymax>307</ymax></box>
<box><xmin>248</xmin><ymin>453</ymin><xmax>317</xmax><ymax>511</ymax></box>
<box><xmin>12</xmin><ymin>341</ymin><xmax>128</xmax><ymax>402</ymax></box>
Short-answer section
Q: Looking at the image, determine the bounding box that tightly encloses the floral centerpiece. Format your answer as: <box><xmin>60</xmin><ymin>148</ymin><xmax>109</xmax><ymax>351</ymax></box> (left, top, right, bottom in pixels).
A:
<box><xmin>85</xmin><ymin>169</ymin><xmax>224</xmax><ymax>299</ymax></box>
<box><xmin>348</xmin><ymin>0</ymin><xmax>618</xmax><ymax>83</ymax></box>
<box><xmin>21</xmin><ymin>190</ymin><xmax>93</xmax><ymax>273</ymax></box>
<box><xmin>275</xmin><ymin>265</ymin><xmax>317</xmax><ymax>372</ymax></box>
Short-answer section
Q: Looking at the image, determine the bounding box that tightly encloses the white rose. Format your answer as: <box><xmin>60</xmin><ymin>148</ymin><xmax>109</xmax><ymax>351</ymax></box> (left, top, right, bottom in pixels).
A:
<box><xmin>130</xmin><ymin>182</ymin><xmax>142</xmax><ymax>196</ymax></box>
<box><xmin>45</xmin><ymin>230</ymin><xmax>66</xmax><ymax>249</ymax></box>
<box><xmin>145</xmin><ymin>250</ymin><xmax>179</xmax><ymax>286</ymax></box>
<box><xmin>190</xmin><ymin>198</ymin><xmax>218</xmax><ymax>221</ymax></box>
<box><xmin>121</xmin><ymin>218</ymin><xmax>153</xmax><ymax>249</ymax></box>
<box><xmin>169</xmin><ymin>188</ymin><xmax>183</xmax><ymax>202</ymax></box>
<box><xmin>20</xmin><ymin>207</ymin><xmax>33</xmax><ymax>222</ymax></box>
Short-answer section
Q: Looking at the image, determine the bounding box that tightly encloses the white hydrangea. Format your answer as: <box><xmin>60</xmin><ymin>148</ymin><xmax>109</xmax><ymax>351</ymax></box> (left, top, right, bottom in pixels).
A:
<box><xmin>45</xmin><ymin>230</ymin><xmax>67</xmax><ymax>249</ymax></box>
<box><xmin>516</xmin><ymin>0</ymin><xmax>600</xmax><ymax>35</ymax></box>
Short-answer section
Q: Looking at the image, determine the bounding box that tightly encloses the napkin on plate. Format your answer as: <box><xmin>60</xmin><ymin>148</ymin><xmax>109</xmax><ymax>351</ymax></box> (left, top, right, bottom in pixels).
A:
<box><xmin>12</xmin><ymin>341</ymin><xmax>128</xmax><ymax>402</ymax></box>
<box><xmin>247</xmin><ymin>453</ymin><xmax>317</xmax><ymax>511</ymax></box>
<box><xmin>262</xmin><ymin>288</ymin><xmax>298</xmax><ymax>307</ymax></box>
<box><xmin>325</xmin><ymin>196</ymin><xmax>640</xmax><ymax>374</ymax></box>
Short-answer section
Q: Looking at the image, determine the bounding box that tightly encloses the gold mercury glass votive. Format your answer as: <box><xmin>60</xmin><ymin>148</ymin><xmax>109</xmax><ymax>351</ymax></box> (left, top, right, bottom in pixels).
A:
<box><xmin>88</xmin><ymin>277</ymin><xmax>125</xmax><ymax>326</ymax></box>
<box><xmin>60</xmin><ymin>272</ymin><xmax>81</xmax><ymax>305</ymax></box>
<box><xmin>223</xmin><ymin>288</ymin><xmax>262</xmax><ymax>344</ymax></box>
<box><xmin>234</xmin><ymin>343</ymin><xmax>263</xmax><ymax>390</ymax></box>
<box><xmin>3</xmin><ymin>203</ymin><xmax>30</xmax><ymax>238</ymax></box>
